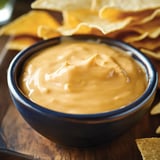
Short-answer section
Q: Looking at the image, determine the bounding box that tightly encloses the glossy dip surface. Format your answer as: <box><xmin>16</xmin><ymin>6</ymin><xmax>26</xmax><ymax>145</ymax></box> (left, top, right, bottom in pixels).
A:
<box><xmin>19</xmin><ymin>39</ymin><xmax>147</xmax><ymax>114</ymax></box>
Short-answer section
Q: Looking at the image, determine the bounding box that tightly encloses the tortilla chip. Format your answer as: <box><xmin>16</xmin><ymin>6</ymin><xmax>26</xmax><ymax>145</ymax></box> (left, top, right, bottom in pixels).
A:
<box><xmin>151</xmin><ymin>102</ymin><xmax>160</xmax><ymax>115</ymax></box>
<box><xmin>32</xmin><ymin>0</ymin><xmax>160</xmax><ymax>36</ymax></box>
<box><xmin>0</xmin><ymin>10</ymin><xmax>60</xmax><ymax>36</ymax></box>
<box><xmin>101</xmin><ymin>0</ymin><xmax>160</xmax><ymax>11</ymax></box>
<box><xmin>136</xmin><ymin>138</ymin><xmax>160</xmax><ymax>160</ymax></box>
<box><xmin>131</xmin><ymin>16</ymin><xmax>160</xmax><ymax>39</ymax></box>
<box><xmin>141</xmin><ymin>49</ymin><xmax>160</xmax><ymax>60</ymax></box>
<box><xmin>37</xmin><ymin>25</ymin><xmax>60</xmax><ymax>39</ymax></box>
<box><xmin>131</xmin><ymin>36</ymin><xmax>160</xmax><ymax>51</ymax></box>
<box><xmin>109</xmin><ymin>15</ymin><xmax>160</xmax><ymax>42</ymax></box>
<box><xmin>156</xmin><ymin>126</ymin><xmax>160</xmax><ymax>134</ymax></box>
<box><xmin>59</xmin><ymin>19</ymin><xmax>132</xmax><ymax>36</ymax></box>
<box><xmin>6</xmin><ymin>36</ymin><xmax>41</xmax><ymax>50</ymax></box>
<box><xmin>126</xmin><ymin>33</ymin><xmax>148</xmax><ymax>43</ymax></box>
<box><xmin>31</xmin><ymin>0</ymin><xmax>95</xmax><ymax>11</ymax></box>
<box><xmin>4</xmin><ymin>0</ymin><xmax>160</xmax><ymax>61</ymax></box>
<box><xmin>32</xmin><ymin>0</ymin><xmax>160</xmax><ymax>12</ymax></box>
<box><xmin>58</xmin><ymin>9</ymin><xmax>133</xmax><ymax>35</ymax></box>
<box><xmin>63</xmin><ymin>9</ymin><xmax>95</xmax><ymax>28</ymax></box>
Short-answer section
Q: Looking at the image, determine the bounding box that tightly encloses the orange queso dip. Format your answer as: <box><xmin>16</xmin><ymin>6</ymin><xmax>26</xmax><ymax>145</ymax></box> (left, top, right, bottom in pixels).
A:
<box><xmin>19</xmin><ymin>40</ymin><xmax>147</xmax><ymax>114</ymax></box>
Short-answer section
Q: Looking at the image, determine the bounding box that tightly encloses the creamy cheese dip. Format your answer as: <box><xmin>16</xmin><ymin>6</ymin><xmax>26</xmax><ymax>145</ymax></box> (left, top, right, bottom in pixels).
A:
<box><xmin>19</xmin><ymin>40</ymin><xmax>147</xmax><ymax>114</ymax></box>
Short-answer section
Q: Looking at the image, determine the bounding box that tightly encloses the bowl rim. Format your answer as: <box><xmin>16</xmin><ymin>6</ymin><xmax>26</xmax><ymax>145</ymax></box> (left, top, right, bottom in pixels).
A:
<box><xmin>7</xmin><ymin>35</ymin><xmax>158</xmax><ymax>120</ymax></box>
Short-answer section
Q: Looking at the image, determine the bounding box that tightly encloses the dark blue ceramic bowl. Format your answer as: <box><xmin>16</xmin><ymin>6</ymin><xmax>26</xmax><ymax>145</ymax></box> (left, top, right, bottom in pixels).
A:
<box><xmin>7</xmin><ymin>35</ymin><xmax>158</xmax><ymax>147</ymax></box>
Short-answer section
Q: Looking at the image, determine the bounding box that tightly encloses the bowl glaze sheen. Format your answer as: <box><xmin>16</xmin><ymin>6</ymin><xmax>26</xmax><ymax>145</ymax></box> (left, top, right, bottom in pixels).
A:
<box><xmin>7</xmin><ymin>35</ymin><xmax>158</xmax><ymax>147</ymax></box>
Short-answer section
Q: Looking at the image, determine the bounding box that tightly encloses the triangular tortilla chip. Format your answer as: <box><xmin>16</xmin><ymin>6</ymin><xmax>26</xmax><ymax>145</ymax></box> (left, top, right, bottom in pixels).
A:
<box><xmin>100</xmin><ymin>0</ymin><xmax>160</xmax><ymax>11</ymax></box>
<box><xmin>151</xmin><ymin>102</ymin><xmax>160</xmax><ymax>115</ymax></box>
<box><xmin>0</xmin><ymin>10</ymin><xmax>60</xmax><ymax>36</ymax></box>
<box><xmin>31</xmin><ymin>0</ymin><xmax>94</xmax><ymax>11</ymax></box>
<box><xmin>130</xmin><ymin>16</ymin><xmax>160</xmax><ymax>39</ymax></box>
<box><xmin>32</xmin><ymin>0</ymin><xmax>160</xmax><ymax>12</ymax></box>
<box><xmin>136</xmin><ymin>138</ymin><xmax>160</xmax><ymax>160</ymax></box>
<box><xmin>156</xmin><ymin>126</ymin><xmax>160</xmax><ymax>134</ymax></box>
<box><xmin>108</xmin><ymin>14</ymin><xmax>160</xmax><ymax>43</ymax></box>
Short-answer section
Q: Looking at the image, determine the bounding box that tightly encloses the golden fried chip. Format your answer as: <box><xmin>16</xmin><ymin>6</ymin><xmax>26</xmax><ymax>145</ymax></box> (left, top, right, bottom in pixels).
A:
<box><xmin>125</xmin><ymin>33</ymin><xmax>148</xmax><ymax>43</ymax></box>
<box><xmin>109</xmin><ymin>15</ymin><xmax>160</xmax><ymax>42</ymax></box>
<box><xmin>100</xmin><ymin>0</ymin><xmax>160</xmax><ymax>12</ymax></box>
<box><xmin>156</xmin><ymin>126</ymin><xmax>160</xmax><ymax>134</ymax></box>
<box><xmin>37</xmin><ymin>25</ymin><xmax>60</xmax><ymax>39</ymax></box>
<box><xmin>140</xmin><ymin>8</ymin><xmax>160</xmax><ymax>24</ymax></box>
<box><xmin>58</xmin><ymin>9</ymin><xmax>132</xmax><ymax>35</ymax></box>
<box><xmin>58</xmin><ymin>18</ymin><xmax>132</xmax><ymax>35</ymax></box>
<box><xmin>7</xmin><ymin>0</ymin><xmax>160</xmax><ymax>59</ymax></box>
<box><xmin>131</xmin><ymin>16</ymin><xmax>160</xmax><ymax>39</ymax></box>
<box><xmin>99</xmin><ymin>8</ymin><xmax>124</xmax><ymax>21</ymax></box>
<box><xmin>32</xmin><ymin>0</ymin><xmax>160</xmax><ymax>43</ymax></box>
<box><xmin>31</xmin><ymin>0</ymin><xmax>95</xmax><ymax>11</ymax></box>
<box><xmin>6</xmin><ymin>36</ymin><xmax>40</xmax><ymax>50</ymax></box>
<box><xmin>0</xmin><ymin>10</ymin><xmax>60</xmax><ymax>36</ymax></box>
<box><xmin>100</xmin><ymin>7</ymin><xmax>153</xmax><ymax>22</ymax></box>
<box><xmin>131</xmin><ymin>36</ymin><xmax>160</xmax><ymax>51</ymax></box>
<box><xmin>32</xmin><ymin>0</ymin><xmax>160</xmax><ymax>12</ymax></box>
<box><xmin>151</xmin><ymin>102</ymin><xmax>160</xmax><ymax>115</ymax></box>
<box><xmin>141</xmin><ymin>49</ymin><xmax>160</xmax><ymax>60</ymax></box>
<box><xmin>62</xmin><ymin>7</ymin><xmax>160</xmax><ymax>36</ymax></box>
<box><xmin>100</xmin><ymin>8</ymin><xmax>158</xmax><ymax>28</ymax></box>
<box><xmin>136</xmin><ymin>138</ymin><xmax>160</xmax><ymax>160</ymax></box>
<box><xmin>63</xmin><ymin>9</ymin><xmax>95</xmax><ymax>28</ymax></box>
<box><xmin>111</xmin><ymin>31</ymin><xmax>148</xmax><ymax>43</ymax></box>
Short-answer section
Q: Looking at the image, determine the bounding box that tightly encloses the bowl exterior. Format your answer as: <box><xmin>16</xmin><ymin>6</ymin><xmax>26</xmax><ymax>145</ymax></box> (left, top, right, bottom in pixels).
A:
<box><xmin>9</xmin><ymin>90</ymin><xmax>156</xmax><ymax>147</ymax></box>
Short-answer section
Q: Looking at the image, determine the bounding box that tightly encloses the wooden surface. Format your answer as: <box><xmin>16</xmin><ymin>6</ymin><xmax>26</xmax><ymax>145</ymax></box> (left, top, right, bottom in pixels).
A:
<box><xmin>0</xmin><ymin>1</ymin><xmax>160</xmax><ymax>160</ymax></box>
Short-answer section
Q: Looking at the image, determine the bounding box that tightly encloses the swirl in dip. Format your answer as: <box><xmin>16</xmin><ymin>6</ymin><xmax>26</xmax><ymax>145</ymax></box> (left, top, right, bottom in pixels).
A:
<box><xmin>19</xmin><ymin>40</ymin><xmax>147</xmax><ymax>114</ymax></box>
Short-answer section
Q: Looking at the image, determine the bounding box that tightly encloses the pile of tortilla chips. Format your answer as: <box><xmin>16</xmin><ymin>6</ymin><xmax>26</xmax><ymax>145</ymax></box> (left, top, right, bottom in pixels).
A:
<box><xmin>0</xmin><ymin>0</ymin><xmax>160</xmax><ymax>60</ymax></box>
<box><xmin>32</xmin><ymin>0</ymin><xmax>160</xmax><ymax>60</ymax></box>
<box><xmin>151</xmin><ymin>102</ymin><xmax>160</xmax><ymax>134</ymax></box>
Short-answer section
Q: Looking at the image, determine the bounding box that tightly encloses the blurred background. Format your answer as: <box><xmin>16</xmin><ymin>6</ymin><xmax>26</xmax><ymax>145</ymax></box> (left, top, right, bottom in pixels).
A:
<box><xmin>0</xmin><ymin>0</ymin><xmax>33</xmax><ymax>26</ymax></box>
